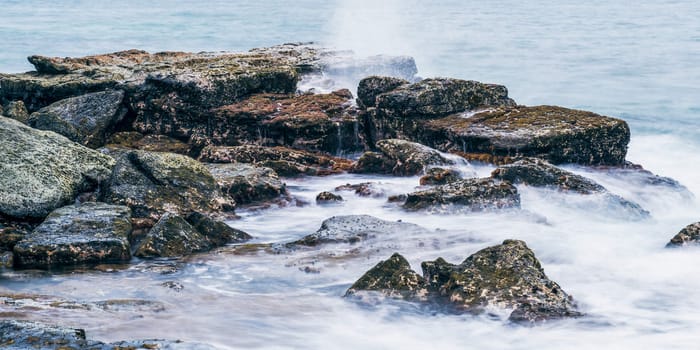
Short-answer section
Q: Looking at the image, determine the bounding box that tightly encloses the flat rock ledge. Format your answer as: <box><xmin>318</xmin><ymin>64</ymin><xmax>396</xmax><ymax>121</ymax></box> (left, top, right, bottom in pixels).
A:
<box><xmin>346</xmin><ymin>240</ymin><xmax>581</xmax><ymax>323</ymax></box>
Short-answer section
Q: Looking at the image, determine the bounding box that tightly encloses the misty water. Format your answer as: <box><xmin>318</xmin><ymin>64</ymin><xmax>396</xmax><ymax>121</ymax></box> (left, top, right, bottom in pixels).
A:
<box><xmin>2</xmin><ymin>1</ymin><xmax>700</xmax><ymax>349</ymax></box>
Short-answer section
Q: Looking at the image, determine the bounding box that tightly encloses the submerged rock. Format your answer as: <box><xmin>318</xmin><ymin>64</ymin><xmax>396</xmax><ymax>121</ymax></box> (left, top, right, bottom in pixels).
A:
<box><xmin>100</xmin><ymin>150</ymin><xmax>233</xmax><ymax>223</ymax></box>
<box><xmin>335</xmin><ymin>182</ymin><xmax>385</xmax><ymax>197</ymax></box>
<box><xmin>419</xmin><ymin>167</ymin><xmax>463</xmax><ymax>185</ymax></box>
<box><xmin>666</xmin><ymin>222</ymin><xmax>700</xmax><ymax>247</ymax></box>
<box><xmin>293</xmin><ymin>215</ymin><xmax>426</xmax><ymax>246</ymax></box>
<box><xmin>206</xmin><ymin>163</ymin><xmax>286</xmax><ymax>205</ymax></box>
<box><xmin>13</xmin><ymin>203</ymin><xmax>132</xmax><ymax>268</ymax></box>
<box><xmin>0</xmin><ymin>116</ymin><xmax>115</xmax><ymax>219</ymax></box>
<box><xmin>315</xmin><ymin>191</ymin><xmax>343</xmax><ymax>203</ymax></box>
<box><xmin>352</xmin><ymin>139</ymin><xmax>453</xmax><ymax>175</ymax></box>
<box><xmin>27</xmin><ymin>90</ymin><xmax>126</xmax><ymax>148</ymax></box>
<box><xmin>347</xmin><ymin>240</ymin><xmax>581</xmax><ymax>323</ymax></box>
<box><xmin>402</xmin><ymin>178</ymin><xmax>520</xmax><ymax>212</ymax></box>
<box><xmin>134</xmin><ymin>213</ymin><xmax>211</xmax><ymax>258</ymax></box>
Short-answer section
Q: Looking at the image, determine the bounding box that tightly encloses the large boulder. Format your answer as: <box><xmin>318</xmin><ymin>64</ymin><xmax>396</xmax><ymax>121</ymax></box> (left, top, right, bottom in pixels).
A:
<box><xmin>422</xmin><ymin>106</ymin><xmax>630</xmax><ymax>165</ymax></box>
<box><xmin>0</xmin><ymin>116</ymin><xmax>115</xmax><ymax>219</ymax></box>
<box><xmin>346</xmin><ymin>240</ymin><xmax>581</xmax><ymax>323</ymax></box>
<box><xmin>198</xmin><ymin>144</ymin><xmax>353</xmax><ymax>176</ymax></box>
<box><xmin>666</xmin><ymin>222</ymin><xmax>700</xmax><ymax>247</ymax></box>
<box><xmin>402</xmin><ymin>178</ymin><xmax>520</xmax><ymax>212</ymax></box>
<box><xmin>134</xmin><ymin>213</ymin><xmax>211</xmax><ymax>258</ymax></box>
<box><xmin>99</xmin><ymin>150</ymin><xmax>233</xmax><ymax>224</ymax></box>
<box><xmin>351</xmin><ymin>139</ymin><xmax>453</xmax><ymax>176</ymax></box>
<box><xmin>206</xmin><ymin>163</ymin><xmax>286</xmax><ymax>205</ymax></box>
<box><xmin>27</xmin><ymin>90</ymin><xmax>126</xmax><ymax>148</ymax></box>
<box><xmin>292</xmin><ymin>215</ymin><xmax>427</xmax><ymax>247</ymax></box>
<box><xmin>13</xmin><ymin>203</ymin><xmax>132</xmax><ymax>268</ymax></box>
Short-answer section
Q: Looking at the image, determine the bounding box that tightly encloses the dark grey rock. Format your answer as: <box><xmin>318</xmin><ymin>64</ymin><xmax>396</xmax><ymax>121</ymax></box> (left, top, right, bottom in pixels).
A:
<box><xmin>346</xmin><ymin>253</ymin><xmax>428</xmax><ymax>300</ymax></box>
<box><xmin>316</xmin><ymin>191</ymin><xmax>344</xmax><ymax>203</ymax></box>
<box><xmin>419</xmin><ymin>167</ymin><xmax>463</xmax><ymax>185</ymax></box>
<box><xmin>351</xmin><ymin>139</ymin><xmax>453</xmax><ymax>176</ymax></box>
<box><xmin>402</xmin><ymin>178</ymin><xmax>520</xmax><ymax>212</ymax></box>
<box><xmin>206</xmin><ymin>163</ymin><xmax>286</xmax><ymax>205</ymax></box>
<box><xmin>293</xmin><ymin>215</ymin><xmax>427</xmax><ymax>246</ymax></box>
<box><xmin>134</xmin><ymin>213</ymin><xmax>211</xmax><ymax>258</ymax></box>
<box><xmin>13</xmin><ymin>202</ymin><xmax>132</xmax><ymax>268</ymax></box>
<box><xmin>185</xmin><ymin>212</ymin><xmax>252</xmax><ymax>246</ymax></box>
<box><xmin>357</xmin><ymin>76</ymin><xmax>409</xmax><ymax>108</ymax></box>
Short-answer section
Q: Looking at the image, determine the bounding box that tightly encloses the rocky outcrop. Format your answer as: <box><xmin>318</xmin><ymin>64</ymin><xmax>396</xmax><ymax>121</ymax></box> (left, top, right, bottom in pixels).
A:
<box><xmin>316</xmin><ymin>191</ymin><xmax>343</xmax><ymax>203</ymax></box>
<box><xmin>27</xmin><ymin>90</ymin><xmax>126</xmax><ymax>148</ymax></box>
<box><xmin>198</xmin><ymin>144</ymin><xmax>353</xmax><ymax>176</ymax></box>
<box><xmin>206</xmin><ymin>163</ymin><xmax>286</xmax><ymax>205</ymax></box>
<box><xmin>356</xmin><ymin>76</ymin><xmax>409</xmax><ymax>108</ymax></box>
<box><xmin>292</xmin><ymin>215</ymin><xmax>426</xmax><ymax>247</ymax></box>
<box><xmin>666</xmin><ymin>222</ymin><xmax>700</xmax><ymax>247</ymax></box>
<box><xmin>420</xmin><ymin>106</ymin><xmax>630</xmax><ymax>165</ymax></box>
<box><xmin>134</xmin><ymin>213</ymin><xmax>211</xmax><ymax>258</ymax></box>
<box><xmin>0</xmin><ymin>116</ymin><xmax>115</xmax><ymax>219</ymax></box>
<box><xmin>13</xmin><ymin>203</ymin><xmax>132</xmax><ymax>268</ymax></box>
<box><xmin>351</xmin><ymin>138</ymin><xmax>453</xmax><ymax>175</ymax></box>
<box><xmin>346</xmin><ymin>240</ymin><xmax>581</xmax><ymax>323</ymax></box>
<box><xmin>402</xmin><ymin>178</ymin><xmax>520</xmax><ymax>212</ymax></box>
<box><xmin>99</xmin><ymin>150</ymin><xmax>233</xmax><ymax>225</ymax></box>
<box><xmin>419</xmin><ymin>167</ymin><xmax>462</xmax><ymax>185</ymax></box>
<box><xmin>1</xmin><ymin>100</ymin><xmax>29</xmax><ymax>123</ymax></box>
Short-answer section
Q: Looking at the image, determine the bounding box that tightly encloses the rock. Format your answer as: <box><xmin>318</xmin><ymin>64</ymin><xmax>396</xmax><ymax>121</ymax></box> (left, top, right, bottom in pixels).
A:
<box><xmin>374</xmin><ymin>78</ymin><xmax>515</xmax><ymax>117</ymax></box>
<box><xmin>492</xmin><ymin>157</ymin><xmax>605</xmax><ymax>194</ymax></box>
<box><xmin>193</xmin><ymin>90</ymin><xmax>364</xmax><ymax>154</ymax></box>
<box><xmin>335</xmin><ymin>182</ymin><xmax>385</xmax><ymax>197</ymax></box>
<box><xmin>316</xmin><ymin>191</ymin><xmax>343</xmax><ymax>203</ymax></box>
<box><xmin>198</xmin><ymin>144</ymin><xmax>353</xmax><ymax>176</ymax></box>
<box><xmin>206</xmin><ymin>163</ymin><xmax>286</xmax><ymax>205</ymax></box>
<box><xmin>0</xmin><ymin>251</ymin><xmax>13</xmax><ymax>268</ymax></box>
<box><xmin>185</xmin><ymin>212</ymin><xmax>252</xmax><ymax>246</ymax></box>
<box><xmin>666</xmin><ymin>222</ymin><xmax>700</xmax><ymax>247</ymax></box>
<box><xmin>107</xmin><ymin>132</ymin><xmax>191</xmax><ymax>154</ymax></box>
<box><xmin>293</xmin><ymin>215</ymin><xmax>426</xmax><ymax>246</ymax></box>
<box><xmin>99</xmin><ymin>150</ymin><xmax>233</xmax><ymax>223</ymax></box>
<box><xmin>346</xmin><ymin>253</ymin><xmax>428</xmax><ymax>300</ymax></box>
<box><xmin>0</xmin><ymin>225</ymin><xmax>28</xmax><ymax>251</ymax></box>
<box><xmin>351</xmin><ymin>139</ymin><xmax>453</xmax><ymax>175</ymax></box>
<box><xmin>492</xmin><ymin>157</ymin><xmax>649</xmax><ymax>218</ymax></box>
<box><xmin>419</xmin><ymin>167</ymin><xmax>463</xmax><ymax>185</ymax></box>
<box><xmin>2</xmin><ymin>100</ymin><xmax>29</xmax><ymax>123</ymax></box>
<box><xmin>402</xmin><ymin>178</ymin><xmax>520</xmax><ymax>212</ymax></box>
<box><xmin>134</xmin><ymin>213</ymin><xmax>211</xmax><ymax>258</ymax></box>
<box><xmin>0</xmin><ymin>116</ymin><xmax>115</xmax><ymax>219</ymax></box>
<box><xmin>13</xmin><ymin>203</ymin><xmax>132</xmax><ymax>268</ymax></box>
<box><xmin>357</xmin><ymin>76</ymin><xmax>409</xmax><ymax>108</ymax></box>
<box><xmin>347</xmin><ymin>240</ymin><xmax>581</xmax><ymax>323</ymax></box>
<box><xmin>420</xmin><ymin>105</ymin><xmax>630</xmax><ymax>165</ymax></box>
<box><xmin>27</xmin><ymin>90</ymin><xmax>126</xmax><ymax>148</ymax></box>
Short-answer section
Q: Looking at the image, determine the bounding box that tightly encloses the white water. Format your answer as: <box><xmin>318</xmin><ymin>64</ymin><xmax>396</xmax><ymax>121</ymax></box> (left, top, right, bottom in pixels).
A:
<box><xmin>2</xmin><ymin>1</ymin><xmax>700</xmax><ymax>349</ymax></box>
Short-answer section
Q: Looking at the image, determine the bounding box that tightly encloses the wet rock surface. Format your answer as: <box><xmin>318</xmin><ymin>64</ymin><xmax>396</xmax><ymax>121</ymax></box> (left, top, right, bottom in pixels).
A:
<box><xmin>419</xmin><ymin>167</ymin><xmax>463</xmax><ymax>185</ymax></box>
<box><xmin>134</xmin><ymin>213</ymin><xmax>211</xmax><ymax>258</ymax></box>
<box><xmin>347</xmin><ymin>240</ymin><xmax>581</xmax><ymax>323</ymax></box>
<box><xmin>0</xmin><ymin>116</ymin><xmax>115</xmax><ymax>219</ymax></box>
<box><xmin>27</xmin><ymin>90</ymin><xmax>126</xmax><ymax>148</ymax></box>
<box><xmin>99</xmin><ymin>149</ymin><xmax>233</xmax><ymax>224</ymax></box>
<box><xmin>402</xmin><ymin>178</ymin><xmax>520</xmax><ymax>212</ymax></box>
<box><xmin>351</xmin><ymin>138</ymin><xmax>453</xmax><ymax>175</ymax></box>
<box><xmin>335</xmin><ymin>182</ymin><xmax>385</xmax><ymax>197</ymax></box>
<box><xmin>292</xmin><ymin>215</ymin><xmax>427</xmax><ymax>247</ymax></box>
<box><xmin>13</xmin><ymin>203</ymin><xmax>132</xmax><ymax>268</ymax></box>
<box><xmin>356</xmin><ymin>76</ymin><xmax>409</xmax><ymax>108</ymax></box>
<box><xmin>667</xmin><ymin>222</ymin><xmax>700</xmax><ymax>247</ymax></box>
<box><xmin>316</xmin><ymin>191</ymin><xmax>344</xmax><ymax>203</ymax></box>
<box><xmin>185</xmin><ymin>212</ymin><xmax>252</xmax><ymax>246</ymax></box>
<box><xmin>206</xmin><ymin>163</ymin><xmax>286</xmax><ymax>205</ymax></box>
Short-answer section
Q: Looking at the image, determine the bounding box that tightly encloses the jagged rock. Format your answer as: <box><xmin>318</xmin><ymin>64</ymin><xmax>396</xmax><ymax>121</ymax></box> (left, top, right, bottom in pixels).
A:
<box><xmin>134</xmin><ymin>213</ymin><xmax>211</xmax><ymax>258</ymax></box>
<box><xmin>347</xmin><ymin>240</ymin><xmax>581</xmax><ymax>323</ymax></box>
<box><xmin>99</xmin><ymin>150</ymin><xmax>233</xmax><ymax>224</ymax></box>
<box><xmin>666</xmin><ymin>222</ymin><xmax>700</xmax><ymax>247</ymax></box>
<box><xmin>185</xmin><ymin>212</ymin><xmax>252</xmax><ymax>246</ymax></box>
<box><xmin>492</xmin><ymin>157</ymin><xmax>649</xmax><ymax>218</ymax></box>
<box><xmin>335</xmin><ymin>182</ymin><xmax>385</xmax><ymax>197</ymax></box>
<box><xmin>13</xmin><ymin>203</ymin><xmax>132</xmax><ymax>268</ymax></box>
<box><xmin>0</xmin><ymin>116</ymin><xmax>115</xmax><ymax>219</ymax></box>
<box><xmin>351</xmin><ymin>139</ymin><xmax>453</xmax><ymax>175</ymax></box>
<box><xmin>198</xmin><ymin>144</ymin><xmax>353</xmax><ymax>176</ymax></box>
<box><xmin>316</xmin><ymin>191</ymin><xmax>343</xmax><ymax>203</ymax></box>
<box><xmin>346</xmin><ymin>253</ymin><xmax>428</xmax><ymax>299</ymax></box>
<box><xmin>192</xmin><ymin>90</ymin><xmax>363</xmax><ymax>154</ymax></box>
<box><xmin>27</xmin><ymin>90</ymin><xmax>126</xmax><ymax>148</ymax></box>
<box><xmin>206</xmin><ymin>163</ymin><xmax>286</xmax><ymax>205</ymax></box>
<box><xmin>1</xmin><ymin>100</ymin><xmax>29</xmax><ymax>123</ymax></box>
<box><xmin>402</xmin><ymin>178</ymin><xmax>520</xmax><ymax>211</ymax></box>
<box><xmin>357</xmin><ymin>76</ymin><xmax>409</xmax><ymax>108</ymax></box>
<box><xmin>107</xmin><ymin>132</ymin><xmax>191</xmax><ymax>154</ymax></box>
<box><xmin>293</xmin><ymin>215</ymin><xmax>426</xmax><ymax>247</ymax></box>
<box><xmin>420</xmin><ymin>106</ymin><xmax>630</xmax><ymax>165</ymax></box>
<box><xmin>373</xmin><ymin>78</ymin><xmax>515</xmax><ymax>117</ymax></box>
<box><xmin>419</xmin><ymin>167</ymin><xmax>463</xmax><ymax>185</ymax></box>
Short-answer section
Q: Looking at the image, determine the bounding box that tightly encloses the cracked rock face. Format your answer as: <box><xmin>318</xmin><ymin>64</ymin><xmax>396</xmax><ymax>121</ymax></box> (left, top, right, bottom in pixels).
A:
<box><xmin>346</xmin><ymin>240</ymin><xmax>581</xmax><ymax>323</ymax></box>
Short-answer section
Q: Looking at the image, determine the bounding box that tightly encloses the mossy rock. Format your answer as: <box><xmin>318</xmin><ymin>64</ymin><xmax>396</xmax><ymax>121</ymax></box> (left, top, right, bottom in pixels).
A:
<box><xmin>402</xmin><ymin>177</ymin><xmax>520</xmax><ymax>212</ymax></box>
<box><xmin>346</xmin><ymin>253</ymin><xmax>428</xmax><ymax>300</ymax></box>
<box><xmin>134</xmin><ymin>213</ymin><xmax>211</xmax><ymax>258</ymax></box>
<box><xmin>185</xmin><ymin>212</ymin><xmax>252</xmax><ymax>246</ymax></box>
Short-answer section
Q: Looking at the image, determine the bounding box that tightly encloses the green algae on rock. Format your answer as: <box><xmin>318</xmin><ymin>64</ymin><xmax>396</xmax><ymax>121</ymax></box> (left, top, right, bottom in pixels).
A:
<box><xmin>0</xmin><ymin>116</ymin><xmax>115</xmax><ymax>220</ymax></box>
<box><xmin>13</xmin><ymin>203</ymin><xmax>132</xmax><ymax>268</ymax></box>
<box><xmin>134</xmin><ymin>213</ymin><xmax>211</xmax><ymax>258</ymax></box>
<box><xmin>346</xmin><ymin>253</ymin><xmax>429</xmax><ymax>300</ymax></box>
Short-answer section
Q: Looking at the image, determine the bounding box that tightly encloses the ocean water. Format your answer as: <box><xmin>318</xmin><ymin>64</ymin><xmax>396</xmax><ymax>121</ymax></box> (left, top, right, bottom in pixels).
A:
<box><xmin>2</xmin><ymin>1</ymin><xmax>700</xmax><ymax>349</ymax></box>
